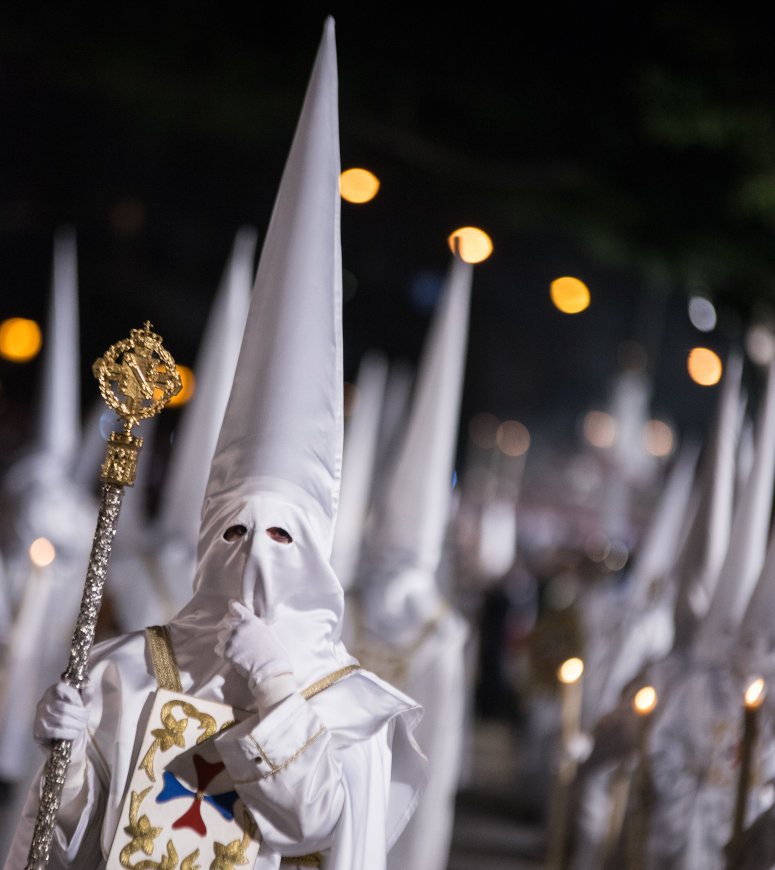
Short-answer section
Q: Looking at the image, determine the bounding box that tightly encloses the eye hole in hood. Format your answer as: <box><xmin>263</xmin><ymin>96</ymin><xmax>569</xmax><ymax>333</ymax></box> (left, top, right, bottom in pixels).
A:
<box><xmin>222</xmin><ymin>524</ymin><xmax>293</xmax><ymax>544</ymax></box>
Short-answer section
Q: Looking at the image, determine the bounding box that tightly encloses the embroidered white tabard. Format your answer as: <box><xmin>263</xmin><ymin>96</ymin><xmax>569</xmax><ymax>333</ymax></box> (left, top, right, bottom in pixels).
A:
<box><xmin>105</xmin><ymin>688</ymin><xmax>260</xmax><ymax>870</ymax></box>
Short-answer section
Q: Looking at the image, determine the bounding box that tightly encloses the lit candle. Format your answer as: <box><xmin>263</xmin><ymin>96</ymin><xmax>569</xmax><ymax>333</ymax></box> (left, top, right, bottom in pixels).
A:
<box><xmin>546</xmin><ymin>657</ymin><xmax>585</xmax><ymax>870</ymax></box>
<box><xmin>731</xmin><ymin>678</ymin><xmax>764</xmax><ymax>851</ymax></box>
<box><xmin>625</xmin><ymin>686</ymin><xmax>658</xmax><ymax>870</ymax></box>
<box><xmin>559</xmin><ymin>656</ymin><xmax>584</xmax><ymax>746</ymax></box>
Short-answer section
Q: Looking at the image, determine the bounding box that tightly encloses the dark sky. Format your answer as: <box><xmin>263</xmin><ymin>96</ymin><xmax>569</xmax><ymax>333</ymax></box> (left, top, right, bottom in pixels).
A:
<box><xmin>2</xmin><ymin>3</ymin><xmax>774</xmax><ymax>472</ymax></box>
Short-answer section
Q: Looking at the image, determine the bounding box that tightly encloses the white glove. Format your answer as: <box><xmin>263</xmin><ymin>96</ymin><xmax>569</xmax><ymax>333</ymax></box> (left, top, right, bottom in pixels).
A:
<box><xmin>33</xmin><ymin>680</ymin><xmax>89</xmax><ymax>746</ymax></box>
<box><xmin>33</xmin><ymin>681</ymin><xmax>91</xmax><ymax>832</ymax></box>
<box><xmin>215</xmin><ymin>601</ymin><xmax>296</xmax><ymax>714</ymax></box>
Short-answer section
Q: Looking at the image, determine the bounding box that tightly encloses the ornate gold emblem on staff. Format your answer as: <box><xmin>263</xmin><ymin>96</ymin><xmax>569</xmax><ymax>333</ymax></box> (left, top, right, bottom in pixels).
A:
<box><xmin>25</xmin><ymin>323</ymin><xmax>182</xmax><ymax>870</ymax></box>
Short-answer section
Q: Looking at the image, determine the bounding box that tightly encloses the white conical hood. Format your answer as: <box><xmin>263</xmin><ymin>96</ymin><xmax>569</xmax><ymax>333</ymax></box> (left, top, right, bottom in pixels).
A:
<box><xmin>671</xmin><ymin>352</ymin><xmax>742</xmax><ymax>645</ymax></box>
<box><xmin>373</xmin><ymin>254</ymin><xmax>472</xmax><ymax>575</ymax></box>
<box><xmin>158</xmin><ymin>227</ymin><xmax>255</xmax><ymax>545</ymax></box>
<box><xmin>366</xmin><ymin>357</ymin><xmax>414</xmax><ymax>519</ymax></box>
<box><xmin>358</xmin><ymin>255</ymin><xmax>472</xmax><ymax>644</ymax></box>
<box><xmin>202</xmin><ymin>18</ymin><xmax>342</xmax><ymax>556</ymax></box>
<box><xmin>167</xmin><ymin>19</ymin><xmax>354</xmax><ymax>695</ymax></box>
<box><xmin>694</xmin><ymin>358</ymin><xmax>775</xmax><ymax>658</ymax></box>
<box><xmin>36</xmin><ymin>226</ymin><xmax>80</xmax><ymax>465</ymax></box>
<box><xmin>594</xmin><ymin>440</ymin><xmax>699</xmax><ymax>714</ymax></box>
<box><xmin>331</xmin><ymin>350</ymin><xmax>388</xmax><ymax>591</ymax></box>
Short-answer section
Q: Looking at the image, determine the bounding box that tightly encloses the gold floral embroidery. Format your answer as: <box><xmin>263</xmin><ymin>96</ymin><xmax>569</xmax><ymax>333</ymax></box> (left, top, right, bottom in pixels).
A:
<box><xmin>122</xmin><ymin>840</ymin><xmax>179</xmax><ymax>870</ymax></box>
<box><xmin>139</xmin><ymin>700</ymin><xmax>218</xmax><ymax>781</ymax></box>
<box><xmin>210</xmin><ymin>810</ymin><xmax>257</xmax><ymax>870</ymax></box>
<box><xmin>181</xmin><ymin>849</ymin><xmax>201</xmax><ymax>870</ymax></box>
<box><xmin>120</xmin><ymin>787</ymin><xmax>160</xmax><ymax>862</ymax></box>
<box><xmin>119</xmin><ymin>787</ymin><xmax>180</xmax><ymax>869</ymax></box>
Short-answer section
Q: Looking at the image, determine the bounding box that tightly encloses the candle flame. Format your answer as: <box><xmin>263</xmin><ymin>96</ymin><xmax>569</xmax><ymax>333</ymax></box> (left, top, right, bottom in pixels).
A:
<box><xmin>558</xmin><ymin>657</ymin><xmax>584</xmax><ymax>684</ymax></box>
<box><xmin>29</xmin><ymin>537</ymin><xmax>56</xmax><ymax>567</ymax></box>
<box><xmin>633</xmin><ymin>686</ymin><xmax>657</xmax><ymax>715</ymax></box>
<box><xmin>745</xmin><ymin>678</ymin><xmax>765</xmax><ymax>708</ymax></box>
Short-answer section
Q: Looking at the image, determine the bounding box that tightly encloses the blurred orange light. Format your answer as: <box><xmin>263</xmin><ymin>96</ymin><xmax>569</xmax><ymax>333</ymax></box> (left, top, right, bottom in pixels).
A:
<box><xmin>643</xmin><ymin>419</ymin><xmax>674</xmax><ymax>457</ymax></box>
<box><xmin>687</xmin><ymin>347</ymin><xmax>722</xmax><ymax>386</ymax></box>
<box><xmin>447</xmin><ymin>227</ymin><xmax>493</xmax><ymax>263</ymax></box>
<box><xmin>0</xmin><ymin>318</ymin><xmax>42</xmax><ymax>362</ymax></box>
<box><xmin>30</xmin><ymin>537</ymin><xmax>55</xmax><ymax>567</ymax></box>
<box><xmin>633</xmin><ymin>686</ymin><xmax>657</xmax><ymax>715</ymax></box>
<box><xmin>551</xmin><ymin>277</ymin><xmax>590</xmax><ymax>314</ymax></box>
<box><xmin>496</xmin><ymin>420</ymin><xmax>530</xmax><ymax>456</ymax></box>
<box><xmin>745</xmin><ymin>678</ymin><xmax>765</xmax><ymax>708</ymax></box>
<box><xmin>340</xmin><ymin>168</ymin><xmax>380</xmax><ymax>204</ymax></box>
<box><xmin>167</xmin><ymin>365</ymin><xmax>195</xmax><ymax>407</ymax></box>
<box><xmin>558</xmin><ymin>657</ymin><xmax>584</xmax><ymax>684</ymax></box>
<box><xmin>583</xmin><ymin>411</ymin><xmax>617</xmax><ymax>448</ymax></box>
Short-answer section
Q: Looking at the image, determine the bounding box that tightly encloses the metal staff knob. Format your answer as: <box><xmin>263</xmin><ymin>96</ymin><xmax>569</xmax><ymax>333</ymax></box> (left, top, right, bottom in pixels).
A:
<box><xmin>25</xmin><ymin>323</ymin><xmax>181</xmax><ymax>870</ymax></box>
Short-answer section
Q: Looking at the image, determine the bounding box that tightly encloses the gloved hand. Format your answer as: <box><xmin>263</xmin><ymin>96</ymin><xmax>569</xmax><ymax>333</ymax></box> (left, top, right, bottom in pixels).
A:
<box><xmin>33</xmin><ymin>680</ymin><xmax>91</xmax><ymax>830</ymax></box>
<box><xmin>33</xmin><ymin>680</ymin><xmax>89</xmax><ymax>747</ymax></box>
<box><xmin>215</xmin><ymin>600</ymin><xmax>296</xmax><ymax>714</ymax></box>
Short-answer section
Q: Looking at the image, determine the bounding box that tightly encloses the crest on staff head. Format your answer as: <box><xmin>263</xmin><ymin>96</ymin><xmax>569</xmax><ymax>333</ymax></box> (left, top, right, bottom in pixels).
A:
<box><xmin>92</xmin><ymin>322</ymin><xmax>182</xmax><ymax>435</ymax></box>
<box><xmin>92</xmin><ymin>323</ymin><xmax>183</xmax><ymax>487</ymax></box>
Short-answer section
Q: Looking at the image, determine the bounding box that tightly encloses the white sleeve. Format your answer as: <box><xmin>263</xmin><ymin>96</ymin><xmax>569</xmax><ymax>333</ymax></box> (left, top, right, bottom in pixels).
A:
<box><xmin>213</xmin><ymin>691</ymin><xmax>345</xmax><ymax>858</ymax></box>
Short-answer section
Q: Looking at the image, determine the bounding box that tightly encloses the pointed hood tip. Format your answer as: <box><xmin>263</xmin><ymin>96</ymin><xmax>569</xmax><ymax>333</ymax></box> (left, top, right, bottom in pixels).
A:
<box><xmin>202</xmin><ymin>11</ymin><xmax>342</xmax><ymax>558</ymax></box>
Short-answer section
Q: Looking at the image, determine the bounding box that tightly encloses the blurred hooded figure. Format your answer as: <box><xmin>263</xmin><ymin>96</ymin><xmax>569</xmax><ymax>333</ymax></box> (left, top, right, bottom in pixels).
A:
<box><xmin>350</xmin><ymin>252</ymin><xmax>473</xmax><ymax>870</ymax></box>
<box><xmin>0</xmin><ymin>228</ymin><xmax>97</xmax><ymax>859</ymax></box>
<box><xmin>5</xmin><ymin>19</ymin><xmax>426</xmax><ymax>870</ymax></box>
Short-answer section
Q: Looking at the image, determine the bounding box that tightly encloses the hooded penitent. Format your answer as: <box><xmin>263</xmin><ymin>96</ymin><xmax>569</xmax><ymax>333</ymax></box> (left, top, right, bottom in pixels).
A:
<box><xmin>169</xmin><ymin>17</ymin><xmax>352</xmax><ymax>693</ymax></box>
<box><xmin>0</xmin><ymin>229</ymin><xmax>96</xmax><ymax>861</ymax></box>
<box><xmin>0</xmin><ymin>228</ymin><xmax>93</xmax><ymax>600</ymax></box>
<box><xmin>360</xmin><ymin>254</ymin><xmax>473</xmax><ymax>645</ymax></box>
<box><xmin>671</xmin><ymin>351</ymin><xmax>743</xmax><ymax>647</ymax></box>
<box><xmin>352</xmin><ymin>253</ymin><xmax>472</xmax><ymax>870</ymax></box>
<box><xmin>570</xmin><ymin>355</ymin><xmax>744</xmax><ymax>870</ymax></box>
<box><xmin>637</xmin><ymin>357</ymin><xmax>775</xmax><ymax>870</ymax></box>
<box><xmin>4</xmin><ymin>18</ymin><xmax>426</xmax><ymax>870</ymax></box>
<box><xmin>590</xmin><ymin>441</ymin><xmax>699</xmax><ymax>714</ymax></box>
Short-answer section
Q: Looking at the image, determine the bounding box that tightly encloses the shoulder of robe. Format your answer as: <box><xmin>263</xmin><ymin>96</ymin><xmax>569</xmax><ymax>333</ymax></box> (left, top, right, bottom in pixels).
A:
<box><xmin>306</xmin><ymin>667</ymin><xmax>423</xmax><ymax>743</ymax></box>
<box><xmin>81</xmin><ymin>630</ymin><xmax>155</xmax><ymax>705</ymax></box>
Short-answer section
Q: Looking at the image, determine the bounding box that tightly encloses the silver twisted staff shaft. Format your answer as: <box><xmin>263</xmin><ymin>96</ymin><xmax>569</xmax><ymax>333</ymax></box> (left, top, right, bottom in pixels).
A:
<box><xmin>23</xmin><ymin>322</ymin><xmax>181</xmax><ymax>870</ymax></box>
<box><xmin>24</xmin><ymin>483</ymin><xmax>124</xmax><ymax>870</ymax></box>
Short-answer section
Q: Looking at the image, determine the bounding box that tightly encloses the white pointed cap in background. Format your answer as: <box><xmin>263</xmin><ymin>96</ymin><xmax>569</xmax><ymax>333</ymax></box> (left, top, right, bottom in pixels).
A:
<box><xmin>331</xmin><ymin>350</ymin><xmax>388</xmax><ymax>590</ymax></box>
<box><xmin>734</xmin><ymin>510</ymin><xmax>775</xmax><ymax>683</ymax></box>
<box><xmin>366</xmin><ymin>357</ymin><xmax>414</xmax><ymax>519</ymax></box>
<box><xmin>202</xmin><ymin>17</ymin><xmax>342</xmax><ymax>555</ymax></box>
<box><xmin>36</xmin><ymin>226</ymin><xmax>80</xmax><ymax>465</ymax></box>
<box><xmin>671</xmin><ymin>352</ymin><xmax>743</xmax><ymax>645</ymax></box>
<box><xmin>594</xmin><ymin>440</ymin><xmax>699</xmax><ymax>714</ymax></box>
<box><xmin>158</xmin><ymin>227</ymin><xmax>255</xmax><ymax>544</ymax></box>
<box><xmin>695</xmin><ymin>358</ymin><xmax>775</xmax><ymax>658</ymax></box>
<box><xmin>370</xmin><ymin>253</ymin><xmax>473</xmax><ymax>576</ymax></box>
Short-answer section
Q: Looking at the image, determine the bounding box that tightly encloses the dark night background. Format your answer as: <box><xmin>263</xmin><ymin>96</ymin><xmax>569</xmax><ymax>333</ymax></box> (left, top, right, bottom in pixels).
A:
<box><xmin>2</xmin><ymin>3</ymin><xmax>775</xmax><ymax>478</ymax></box>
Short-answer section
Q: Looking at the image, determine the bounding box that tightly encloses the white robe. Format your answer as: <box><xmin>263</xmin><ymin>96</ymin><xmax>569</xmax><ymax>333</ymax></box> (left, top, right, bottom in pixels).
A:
<box><xmin>4</xmin><ymin>627</ymin><xmax>426</xmax><ymax>870</ymax></box>
<box><xmin>347</xmin><ymin>596</ymin><xmax>468</xmax><ymax>870</ymax></box>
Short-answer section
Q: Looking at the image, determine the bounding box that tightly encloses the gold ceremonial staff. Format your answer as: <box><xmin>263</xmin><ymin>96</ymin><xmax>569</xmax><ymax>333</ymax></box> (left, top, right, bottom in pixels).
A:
<box><xmin>25</xmin><ymin>323</ymin><xmax>182</xmax><ymax>870</ymax></box>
